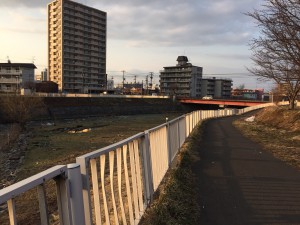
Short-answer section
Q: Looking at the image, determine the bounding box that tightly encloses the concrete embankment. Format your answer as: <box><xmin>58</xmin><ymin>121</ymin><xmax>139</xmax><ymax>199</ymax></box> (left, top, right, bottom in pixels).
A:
<box><xmin>0</xmin><ymin>96</ymin><xmax>197</xmax><ymax>122</ymax></box>
<box><xmin>45</xmin><ymin>97</ymin><xmax>187</xmax><ymax>117</ymax></box>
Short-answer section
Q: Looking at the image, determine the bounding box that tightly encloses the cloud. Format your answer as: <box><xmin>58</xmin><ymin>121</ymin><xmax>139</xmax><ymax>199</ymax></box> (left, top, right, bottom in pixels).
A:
<box><xmin>96</xmin><ymin>0</ymin><xmax>262</xmax><ymax>47</ymax></box>
<box><xmin>0</xmin><ymin>0</ymin><xmax>262</xmax><ymax>47</ymax></box>
<box><xmin>0</xmin><ymin>0</ymin><xmax>48</xmax><ymax>8</ymax></box>
<box><xmin>1</xmin><ymin>27</ymin><xmax>45</xmax><ymax>34</ymax></box>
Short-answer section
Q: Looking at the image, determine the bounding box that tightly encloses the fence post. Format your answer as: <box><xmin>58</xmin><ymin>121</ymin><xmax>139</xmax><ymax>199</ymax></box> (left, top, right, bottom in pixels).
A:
<box><xmin>177</xmin><ymin>118</ymin><xmax>181</xmax><ymax>149</ymax></box>
<box><xmin>55</xmin><ymin>173</ymin><xmax>72</xmax><ymax>225</ymax></box>
<box><xmin>166</xmin><ymin>122</ymin><xmax>172</xmax><ymax>166</ymax></box>
<box><xmin>141</xmin><ymin>131</ymin><xmax>154</xmax><ymax>204</ymax></box>
<box><xmin>76</xmin><ymin>157</ymin><xmax>93</xmax><ymax>225</ymax></box>
<box><xmin>67</xmin><ymin>163</ymin><xmax>86</xmax><ymax>225</ymax></box>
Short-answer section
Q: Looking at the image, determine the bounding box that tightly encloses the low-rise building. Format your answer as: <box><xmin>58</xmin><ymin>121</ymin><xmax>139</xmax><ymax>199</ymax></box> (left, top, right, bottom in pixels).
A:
<box><xmin>36</xmin><ymin>69</ymin><xmax>48</xmax><ymax>82</ymax></box>
<box><xmin>0</xmin><ymin>61</ymin><xmax>36</xmax><ymax>93</ymax></box>
<box><xmin>231</xmin><ymin>88</ymin><xmax>264</xmax><ymax>100</ymax></box>
<box><xmin>201</xmin><ymin>77</ymin><xmax>232</xmax><ymax>99</ymax></box>
<box><xmin>123</xmin><ymin>83</ymin><xmax>143</xmax><ymax>95</ymax></box>
<box><xmin>36</xmin><ymin>81</ymin><xmax>58</xmax><ymax>93</ymax></box>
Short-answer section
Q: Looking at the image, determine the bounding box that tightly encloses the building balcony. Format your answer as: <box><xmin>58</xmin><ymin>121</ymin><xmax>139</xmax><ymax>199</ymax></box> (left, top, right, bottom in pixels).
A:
<box><xmin>160</xmin><ymin>68</ymin><xmax>192</xmax><ymax>73</ymax></box>
<box><xmin>160</xmin><ymin>74</ymin><xmax>192</xmax><ymax>79</ymax></box>
<box><xmin>0</xmin><ymin>78</ymin><xmax>20</xmax><ymax>84</ymax></box>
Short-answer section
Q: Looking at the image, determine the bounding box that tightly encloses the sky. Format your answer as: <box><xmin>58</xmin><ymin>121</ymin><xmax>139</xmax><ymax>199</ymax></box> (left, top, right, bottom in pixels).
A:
<box><xmin>0</xmin><ymin>0</ymin><xmax>275</xmax><ymax>90</ymax></box>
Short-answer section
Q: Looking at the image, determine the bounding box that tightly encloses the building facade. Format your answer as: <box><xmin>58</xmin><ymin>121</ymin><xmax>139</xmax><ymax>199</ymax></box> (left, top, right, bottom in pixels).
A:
<box><xmin>48</xmin><ymin>0</ymin><xmax>107</xmax><ymax>93</ymax></box>
<box><xmin>160</xmin><ymin>56</ymin><xmax>203</xmax><ymax>97</ymax></box>
<box><xmin>231</xmin><ymin>88</ymin><xmax>264</xmax><ymax>100</ymax></box>
<box><xmin>36</xmin><ymin>68</ymin><xmax>48</xmax><ymax>82</ymax></box>
<box><xmin>0</xmin><ymin>61</ymin><xmax>36</xmax><ymax>93</ymax></box>
<box><xmin>201</xmin><ymin>77</ymin><xmax>232</xmax><ymax>99</ymax></box>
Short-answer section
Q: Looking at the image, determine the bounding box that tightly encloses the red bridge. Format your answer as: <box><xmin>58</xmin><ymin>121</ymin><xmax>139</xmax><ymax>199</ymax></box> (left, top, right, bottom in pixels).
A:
<box><xmin>178</xmin><ymin>98</ymin><xmax>267</xmax><ymax>107</ymax></box>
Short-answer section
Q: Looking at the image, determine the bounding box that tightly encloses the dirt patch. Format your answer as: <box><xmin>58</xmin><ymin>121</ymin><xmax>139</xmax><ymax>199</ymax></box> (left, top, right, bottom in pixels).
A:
<box><xmin>234</xmin><ymin>106</ymin><xmax>300</xmax><ymax>169</ymax></box>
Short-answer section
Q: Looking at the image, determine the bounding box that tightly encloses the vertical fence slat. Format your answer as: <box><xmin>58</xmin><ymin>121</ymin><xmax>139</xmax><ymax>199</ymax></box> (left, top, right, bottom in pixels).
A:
<box><xmin>90</xmin><ymin>159</ymin><xmax>102</xmax><ymax>225</ymax></box>
<box><xmin>117</xmin><ymin>148</ymin><xmax>127</xmax><ymax>225</ymax></box>
<box><xmin>109</xmin><ymin>151</ymin><xmax>120</xmax><ymax>225</ymax></box>
<box><xmin>37</xmin><ymin>184</ymin><xmax>50</xmax><ymax>225</ymax></box>
<box><xmin>7</xmin><ymin>199</ymin><xmax>17</xmax><ymax>225</ymax></box>
<box><xmin>149</xmin><ymin>126</ymin><xmax>168</xmax><ymax>191</ymax></box>
<box><xmin>134</xmin><ymin>139</ymin><xmax>144</xmax><ymax>213</ymax></box>
<box><xmin>100</xmin><ymin>155</ymin><xmax>110</xmax><ymax>225</ymax></box>
<box><xmin>141</xmin><ymin>132</ymin><xmax>154</xmax><ymax>205</ymax></box>
<box><xmin>129</xmin><ymin>142</ymin><xmax>140</xmax><ymax>221</ymax></box>
<box><xmin>123</xmin><ymin>144</ymin><xmax>135</xmax><ymax>225</ymax></box>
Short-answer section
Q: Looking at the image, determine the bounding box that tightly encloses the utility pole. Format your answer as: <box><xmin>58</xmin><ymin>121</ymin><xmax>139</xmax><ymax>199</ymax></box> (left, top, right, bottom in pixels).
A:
<box><xmin>149</xmin><ymin>72</ymin><xmax>153</xmax><ymax>89</ymax></box>
<box><xmin>121</xmin><ymin>70</ymin><xmax>125</xmax><ymax>93</ymax></box>
<box><xmin>146</xmin><ymin>75</ymin><xmax>149</xmax><ymax>95</ymax></box>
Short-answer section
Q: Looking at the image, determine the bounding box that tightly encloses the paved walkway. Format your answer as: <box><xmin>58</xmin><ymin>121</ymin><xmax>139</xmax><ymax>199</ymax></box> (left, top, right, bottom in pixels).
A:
<box><xmin>193</xmin><ymin>115</ymin><xmax>300</xmax><ymax>225</ymax></box>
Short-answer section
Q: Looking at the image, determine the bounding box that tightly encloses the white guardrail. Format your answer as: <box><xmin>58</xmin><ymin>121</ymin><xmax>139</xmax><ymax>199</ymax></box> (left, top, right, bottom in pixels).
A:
<box><xmin>0</xmin><ymin>103</ymin><xmax>275</xmax><ymax>225</ymax></box>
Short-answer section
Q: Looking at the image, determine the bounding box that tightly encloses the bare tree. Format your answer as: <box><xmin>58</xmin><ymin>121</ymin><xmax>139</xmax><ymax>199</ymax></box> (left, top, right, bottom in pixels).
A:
<box><xmin>247</xmin><ymin>0</ymin><xmax>300</xmax><ymax>109</ymax></box>
<box><xmin>0</xmin><ymin>96</ymin><xmax>45</xmax><ymax>129</ymax></box>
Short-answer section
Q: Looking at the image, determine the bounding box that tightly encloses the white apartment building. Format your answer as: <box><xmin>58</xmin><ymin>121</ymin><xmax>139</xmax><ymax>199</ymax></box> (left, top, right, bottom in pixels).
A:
<box><xmin>201</xmin><ymin>77</ymin><xmax>232</xmax><ymax>99</ymax></box>
<box><xmin>0</xmin><ymin>61</ymin><xmax>36</xmax><ymax>93</ymax></box>
<box><xmin>160</xmin><ymin>56</ymin><xmax>203</xmax><ymax>97</ymax></box>
<box><xmin>48</xmin><ymin>0</ymin><xmax>107</xmax><ymax>93</ymax></box>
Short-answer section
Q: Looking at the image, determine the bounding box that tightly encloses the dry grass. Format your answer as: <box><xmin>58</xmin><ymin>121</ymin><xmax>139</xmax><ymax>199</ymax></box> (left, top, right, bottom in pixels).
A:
<box><xmin>234</xmin><ymin>106</ymin><xmax>300</xmax><ymax>169</ymax></box>
<box><xmin>0</xmin><ymin>124</ymin><xmax>21</xmax><ymax>152</ymax></box>
<box><xmin>17</xmin><ymin>113</ymin><xmax>181</xmax><ymax>180</ymax></box>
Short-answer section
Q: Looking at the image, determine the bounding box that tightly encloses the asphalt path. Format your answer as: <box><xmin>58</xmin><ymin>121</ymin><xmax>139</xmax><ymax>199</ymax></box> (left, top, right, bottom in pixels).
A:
<box><xmin>193</xmin><ymin>114</ymin><xmax>300</xmax><ymax>225</ymax></box>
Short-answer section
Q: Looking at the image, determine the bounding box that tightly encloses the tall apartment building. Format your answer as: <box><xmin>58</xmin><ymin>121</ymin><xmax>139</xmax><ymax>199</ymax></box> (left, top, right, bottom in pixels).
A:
<box><xmin>48</xmin><ymin>0</ymin><xmax>107</xmax><ymax>93</ymax></box>
<box><xmin>160</xmin><ymin>56</ymin><xmax>203</xmax><ymax>97</ymax></box>
<box><xmin>0</xmin><ymin>61</ymin><xmax>36</xmax><ymax>93</ymax></box>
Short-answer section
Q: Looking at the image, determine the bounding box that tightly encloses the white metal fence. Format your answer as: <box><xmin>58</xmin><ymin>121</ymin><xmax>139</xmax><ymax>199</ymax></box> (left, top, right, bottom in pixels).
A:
<box><xmin>0</xmin><ymin>103</ymin><xmax>274</xmax><ymax>225</ymax></box>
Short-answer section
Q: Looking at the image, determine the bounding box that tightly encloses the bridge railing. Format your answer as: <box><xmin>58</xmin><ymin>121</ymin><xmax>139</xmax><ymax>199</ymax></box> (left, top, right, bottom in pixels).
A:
<box><xmin>0</xmin><ymin>103</ymin><xmax>273</xmax><ymax>225</ymax></box>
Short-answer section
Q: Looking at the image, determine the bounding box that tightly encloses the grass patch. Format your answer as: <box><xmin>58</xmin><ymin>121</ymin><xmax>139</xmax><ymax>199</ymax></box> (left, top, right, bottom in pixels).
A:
<box><xmin>17</xmin><ymin>113</ymin><xmax>182</xmax><ymax>180</ymax></box>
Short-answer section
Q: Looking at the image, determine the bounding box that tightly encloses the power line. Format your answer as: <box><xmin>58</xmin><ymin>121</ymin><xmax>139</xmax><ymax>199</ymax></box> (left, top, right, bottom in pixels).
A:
<box><xmin>203</xmin><ymin>73</ymin><xmax>252</xmax><ymax>76</ymax></box>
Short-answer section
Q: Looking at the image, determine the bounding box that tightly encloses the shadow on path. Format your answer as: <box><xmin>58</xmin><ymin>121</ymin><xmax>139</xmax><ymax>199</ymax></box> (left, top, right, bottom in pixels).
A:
<box><xmin>193</xmin><ymin>115</ymin><xmax>300</xmax><ymax>225</ymax></box>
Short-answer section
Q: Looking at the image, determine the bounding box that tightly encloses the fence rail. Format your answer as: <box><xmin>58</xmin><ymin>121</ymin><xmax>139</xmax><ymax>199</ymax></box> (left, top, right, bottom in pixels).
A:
<box><xmin>0</xmin><ymin>103</ymin><xmax>274</xmax><ymax>225</ymax></box>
